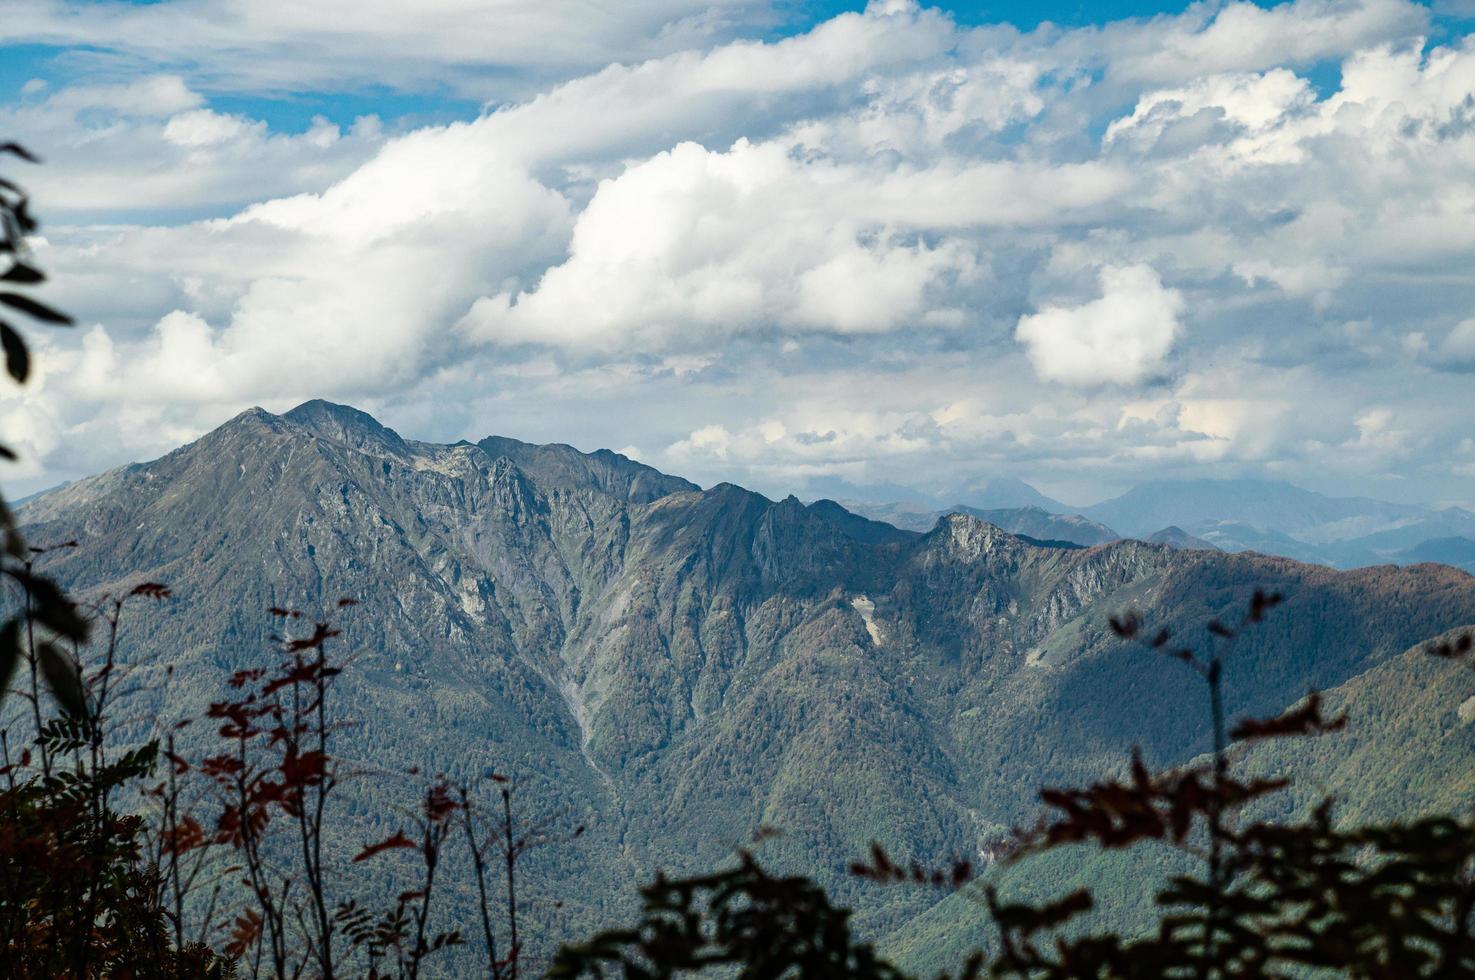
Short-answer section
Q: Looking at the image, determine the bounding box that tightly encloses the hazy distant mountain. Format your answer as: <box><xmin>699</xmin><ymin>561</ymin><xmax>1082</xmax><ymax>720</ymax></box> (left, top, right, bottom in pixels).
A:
<box><xmin>954</xmin><ymin>505</ymin><xmax>1117</xmax><ymax>546</ymax></box>
<box><xmin>18</xmin><ymin>402</ymin><xmax>1475</xmax><ymax>968</ymax></box>
<box><xmin>1146</xmin><ymin>526</ymin><xmax>1219</xmax><ymax>551</ymax></box>
<box><xmin>854</xmin><ymin>477</ymin><xmax>1475</xmax><ymax>572</ymax></box>
<box><xmin>963</xmin><ymin>477</ymin><xmax>1069</xmax><ymax>512</ymax></box>
<box><xmin>837</xmin><ymin>500</ymin><xmax>943</xmax><ymax>532</ymax></box>
<box><xmin>1080</xmin><ymin>478</ymin><xmax>1421</xmax><ymax>540</ymax></box>
<box><xmin>1393</xmin><ymin>536</ymin><xmax>1475</xmax><ymax>573</ymax></box>
<box><xmin>1185</xmin><ymin>520</ymin><xmax>1331</xmax><ymax>564</ymax></box>
<box><xmin>1320</xmin><ymin>510</ymin><xmax>1475</xmax><ymax>564</ymax></box>
<box><xmin>1054</xmin><ymin>478</ymin><xmax>1475</xmax><ymax>572</ymax></box>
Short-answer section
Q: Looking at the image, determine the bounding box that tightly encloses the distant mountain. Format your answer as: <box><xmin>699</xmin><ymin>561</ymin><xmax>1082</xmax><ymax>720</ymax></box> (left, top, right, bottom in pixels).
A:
<box><xmin>837</xmin><ymin>500</ymin><xmax>944</xmax><ymax>532</ymax></box>
<box><xmin>1320</xmin><ymin>510</ymin><xmax>1475</xmax><ymax>566</ymax></box>
<box><xmin>843</xmin><ymin>502</ymin><xmax>1118</xmax><ymax>547</ymax></box>
<box><xmin>962</xmin><ymin>477</ymin><xmax>1069</xmax><ymax>512</ymax></box>
<box><xmin>1049</xmin><ymin>477</ymin><xmax>1475</xmax><ymax>573</ymax></box>
<box><xmin>1080</xmin><ymin>478</ymin><xmax>1422</xmax><ymax>540</ymax></box>
<box><xmin>1146</xmin><ymin>526</ymin><xmax>1219</xmax><ymax>551</ymax></box>
<box><xmin>1393</xmin><ymin>536</ymin><xmax>1475</xmax><ymax>573</ymax></box>
<box><xmin>955</xmin><ymin>505</ymin><xmax>1118</xmax><ymax>546</ymax></box>
<box><xmin>18</xmin><ymin>402</ymin><xmax>1475</xmax><ymax>968</ymax></box>
<box><xmin>1184</xmin><ymin>520</ymin><xmax>1329</xmax><ymax>563</ymax></box>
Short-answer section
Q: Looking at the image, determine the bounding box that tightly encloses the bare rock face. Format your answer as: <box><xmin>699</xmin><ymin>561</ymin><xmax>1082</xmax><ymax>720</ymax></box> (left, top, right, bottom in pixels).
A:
<box><xmin>19</xmin><ymin>400</ymin><xmax>1475</xmax><ymax>959</ymax></box>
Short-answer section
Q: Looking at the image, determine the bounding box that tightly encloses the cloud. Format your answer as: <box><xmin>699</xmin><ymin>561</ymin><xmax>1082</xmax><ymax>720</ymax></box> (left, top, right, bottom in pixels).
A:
<box><xmin>0</xmin><ymin>0</ymin><xmax>780</xmax><ymax>99</ymax></box>
<box><xmin>1</xmin><ymin>75</ymin><xmax>386</xmax><ymax>216</ymax></box>
<box><xmin>461</xmin><ymin>139</ymin><xmax>980</xmax><ymax>349</ymax></box>
<box><xmin>1419</xmin><ymin>318</ymin><xmax>1475</xmax><ymax>372</ymax></box>
<box><xmin>1015</xmin><ymin>265</ymin><xmax>1184</xmax><ymax>386</ymax></box>
<box><xmin>1098</xmin><ymin>0</ymin><xmax>1427</xmax><ymax>85</ymax></box>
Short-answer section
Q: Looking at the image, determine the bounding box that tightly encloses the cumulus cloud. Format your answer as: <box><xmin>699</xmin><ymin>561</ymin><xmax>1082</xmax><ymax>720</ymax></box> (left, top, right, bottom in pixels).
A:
<box><xmin>461</xmin><ymin>139</ymin><xmax>980</xmax><ymax>349</ymax></box>
<box><xmin>1015</xmin><ymin>265</ymin><xmax>1184</xmax><ymax>386</ymax></box>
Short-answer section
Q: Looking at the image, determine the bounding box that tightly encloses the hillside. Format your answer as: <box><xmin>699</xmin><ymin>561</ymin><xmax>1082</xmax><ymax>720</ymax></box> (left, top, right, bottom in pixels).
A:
<box><xmin>886</xmin><ymin>625</ymin><xmax>1475</xmax><ymax>975</ymax></box>
<box><xmin>16</xmin><ymin>401</ymin><xmax>1475</xmax><ymax>967</ymax></box>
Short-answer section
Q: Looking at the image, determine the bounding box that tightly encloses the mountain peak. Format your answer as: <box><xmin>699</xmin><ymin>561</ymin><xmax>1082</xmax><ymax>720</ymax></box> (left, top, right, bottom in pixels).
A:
<box><xmin>219</xmin><ymin>405</ymin><xmax>285</xmax><ymax>431</ymax></box>
<box><xmin>283</xmin><ymin>400</ymin><xmax>408</xmax><ymax>455</ymax></box>
<box><xmin>967</xmin><ymin>477</ymin><xmax>1068</xmax><ymax>512</ymax></box>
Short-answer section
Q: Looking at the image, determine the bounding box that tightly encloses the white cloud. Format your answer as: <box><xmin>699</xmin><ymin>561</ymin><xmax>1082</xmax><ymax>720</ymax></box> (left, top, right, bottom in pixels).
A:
<box><xmin>1015</xmin><ymin>265</ymin><xmax>1184</xmax><ymax>386</ymax></box>
<box><xmin>1427</xmin><ymin>318</ymin><xmax>1475</xmax><ymax>370</ymax></box>
<box><xmin>462</xmin><ymin>139</ymin><xmax>980</xmax><ymax>349</ymax></box>
<box><xmin>0</xmin><ymin>0</ymin><xmax>780</xmax><ymax>99</ymax></box>
<box><xmin>1</xmin><ymin>75</ymin><xmax>386</xmax><ymax>215</ymax></box>
<box><xmin>1092</xmin><ymin>0</ymin><xmax>1427</xmax><ymax>86</ymax></box>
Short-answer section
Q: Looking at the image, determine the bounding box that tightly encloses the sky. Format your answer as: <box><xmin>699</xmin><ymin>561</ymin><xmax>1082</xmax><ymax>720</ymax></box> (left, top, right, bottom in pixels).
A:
<box><xmin>2</xmin><ymin>0</ymin><xmax>1475</xmax><ymax>508</ymax></box>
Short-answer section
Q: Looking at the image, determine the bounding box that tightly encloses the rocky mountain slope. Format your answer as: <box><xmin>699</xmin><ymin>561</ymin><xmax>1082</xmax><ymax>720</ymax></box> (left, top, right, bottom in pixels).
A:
<box><xmin>846</xmin><ymin>501</ymin><xmax>1120</xmax><ymax>546</ymax></box>
<box><xmin>16</xmin><ymin>401</ymin><xmax>1475</xmax><ymax>965</ymax></box>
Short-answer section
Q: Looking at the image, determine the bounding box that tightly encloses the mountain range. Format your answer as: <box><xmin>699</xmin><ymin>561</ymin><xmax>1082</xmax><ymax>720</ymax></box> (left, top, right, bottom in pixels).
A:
<box><xmin>15</xmin><ymin>400</ymin><xmax>1475</xmax><ymax>971</ymax></box>
<box><xmin>847</xmin><ymin>477</ymin><xmax>1475</xmax><ymax>573</ymax></box>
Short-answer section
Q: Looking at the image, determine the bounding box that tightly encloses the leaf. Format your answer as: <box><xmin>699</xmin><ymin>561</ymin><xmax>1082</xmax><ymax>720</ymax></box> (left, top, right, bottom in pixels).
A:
<box><xmin>0</xmin><ymin>618</ymin><xmax>20</xmax><ymax>706</ymax></box>
<box><xmin>0</xmin><ymin>292</ymin><xmax>71</xmax><ymax>325</ymax></box>
<box><xmin>1109</xmin><ymin>611</ymin><xmax>1141</xmax><ymax>639</ymax></box>
<box><xmin>0</xmin><ymin>263</ymin><xmax>42</xmax><ymax>284</ymax></box>
<box><xmin>0</xmin><ymin>144</ymin><xmax>40</xmax><ymax>163</ymax></box>
<box><xmin>38</xmin><ymin>641</ymin><xmax>87</xmax><ymax>718</ymax></box>
<box><xmin>1</xmin><ymin>321</ymin><xmax>28</xmax><ymax>382</ymax></box>
<box><xmin>987</xmin><ymin>886</ymin><xmax>1093</xmax><ymax>936</ymax></box>
<box><xmin>129</xmin><ymin>581</ymin><xmax>172</xmax><ymax>600</ymax></box>
<box><xmin>1230</xmin><ymin>692</ymin><xmax>1347</xmax><ymax>742</ymax></box>
<box><xmin>354</xmin><ymin>830</ymin><xmax>415</xmax><ymax>862</ymax></box>
<box><xmin>19</xmin><ymin>572</ymin><xmax>90</xmax><ymax>641</ymax></box>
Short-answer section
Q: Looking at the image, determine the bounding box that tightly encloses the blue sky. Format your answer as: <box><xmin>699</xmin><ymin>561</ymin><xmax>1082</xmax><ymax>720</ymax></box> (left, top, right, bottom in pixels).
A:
<box><xmin>3</xmin><ymin>0</ymin><xmax>1475</xmax><ymax>508</ymax></box>
<box><xmin>6</xmin><ymin>0</ymin><xmax>1440</xmax><ymax>133</ymax></box>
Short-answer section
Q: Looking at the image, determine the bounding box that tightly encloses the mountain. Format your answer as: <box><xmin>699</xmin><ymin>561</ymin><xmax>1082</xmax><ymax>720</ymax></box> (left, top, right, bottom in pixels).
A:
<box><xmin>17</xmin><ymin>401</ymin><xmax>1475</xmax><ymax>968</ymax></box>
<box><xmin>837</xmin><ymin>500</ymin><xmax>946</xmax><ymax>532</ymax></box>
<box><xmin>1080</xmin><ymin>478</ymin><xmax>1422</xmax><ymax>540</ymax></box>
<box><xmin>1321</xmin><ymin>510</ymin><xmax>1475</xmax><ymax>567</ymax></box>
<box><xmin>1146</xmin><ymin>526</ymin><xmax>1219</xmax><ymax>551</ymax></box>
<box><xmin>884</xmin><ymin>623</ymin><xmax>1475</xmax><ymax>975</ymax></box>
<box><xmin>1061</xmin><ymin>478</ymin><xmax>1475</xmax><ymax>571</ymax></box>
<box><xmin>962</xmin><ymin>477</ymin><xmax>1068</xmax><ymax>512</ymax></box>
<box><xmin>1392</xmin><ymin>536</ymin><xmax>1475</xmax><ymax>573</ymax></box>
<box><xmin>843</xmin><ymin>502</ymin><xmax>1119</xmax><ymax>547</ymax></box>
<box><xmin>955</xmin><ymin>505</ymin><xmax>1118</xmax><ymax>547</ymax></box>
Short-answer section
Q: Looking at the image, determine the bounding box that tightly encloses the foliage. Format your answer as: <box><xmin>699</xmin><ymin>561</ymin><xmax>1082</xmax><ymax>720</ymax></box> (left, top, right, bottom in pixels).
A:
<box><xmin>0</xmin><ymin>145</ymin><xmax>89</xmax><ymax>762</ymax></box>
<box><xmin>0</xmin><ymin>583</ymin><xmax>232</xmax><ymax>976</ymax></box>
<box><xmin>549</xmin><ymin>849</ymin><xmax>911</xmax><ymax>980</ymax></box>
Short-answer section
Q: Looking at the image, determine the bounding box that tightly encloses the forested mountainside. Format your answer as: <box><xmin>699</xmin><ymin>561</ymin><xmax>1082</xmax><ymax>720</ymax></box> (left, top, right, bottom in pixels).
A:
<box><xmin>17</xmin><ymin>400</ymin><xmax>1475</xmax><ymax>966</ymax></box>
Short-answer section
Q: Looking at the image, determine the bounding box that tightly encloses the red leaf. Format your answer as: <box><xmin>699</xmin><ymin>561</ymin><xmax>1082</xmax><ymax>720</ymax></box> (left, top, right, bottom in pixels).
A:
<box><xmin>354</xmin><ymin>830</ymin><xmax>415</xmax><ymax>862</ymax></box>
